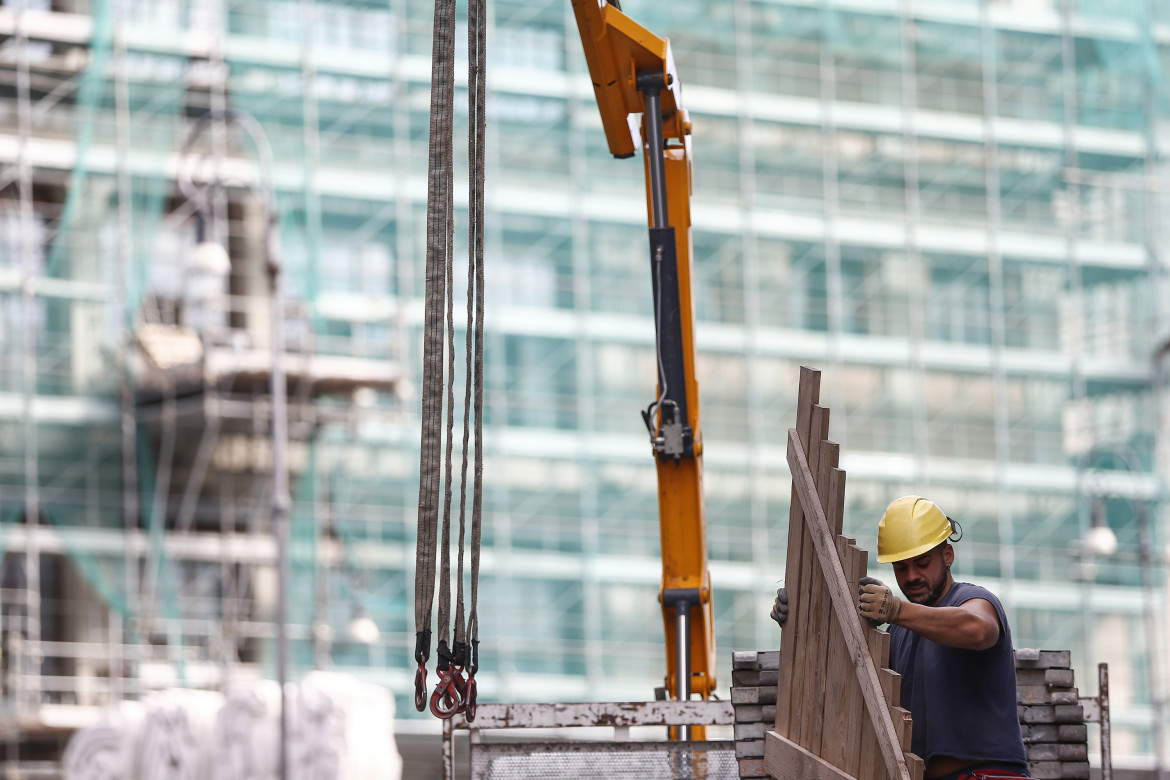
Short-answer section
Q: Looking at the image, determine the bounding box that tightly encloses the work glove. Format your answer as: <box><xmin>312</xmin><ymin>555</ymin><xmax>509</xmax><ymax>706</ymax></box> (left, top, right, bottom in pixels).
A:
<box><xmin>858</xmin><ymin>576</ymin><xmax>901</xmax><ymax>625</ymax></box>
<box><xmin>769</xmin><ymin>587</ymin><xmax>788</xmax><ymax>628</ymax></box>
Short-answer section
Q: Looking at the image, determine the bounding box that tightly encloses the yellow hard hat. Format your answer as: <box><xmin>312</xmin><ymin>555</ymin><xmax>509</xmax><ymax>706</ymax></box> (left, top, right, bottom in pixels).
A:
<box><xmin>877</xmin><ymin>496</ymin><xmax>953</xmax><ymax>563</ymax></box>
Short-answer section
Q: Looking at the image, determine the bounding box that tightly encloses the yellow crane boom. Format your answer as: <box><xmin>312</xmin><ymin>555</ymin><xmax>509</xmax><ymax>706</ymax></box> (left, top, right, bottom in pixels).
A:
<box><xmin>570</xmin><ymin>0</ymin><xmax>714</xmax><ymax>734</ymax></box>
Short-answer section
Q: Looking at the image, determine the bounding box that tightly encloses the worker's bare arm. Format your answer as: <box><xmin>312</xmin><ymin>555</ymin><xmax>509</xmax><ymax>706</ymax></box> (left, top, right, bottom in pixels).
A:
<box><xmin>891</xmin><ymin>597</ymin><xmax>1001</xmax><ymax>651</ymax></box>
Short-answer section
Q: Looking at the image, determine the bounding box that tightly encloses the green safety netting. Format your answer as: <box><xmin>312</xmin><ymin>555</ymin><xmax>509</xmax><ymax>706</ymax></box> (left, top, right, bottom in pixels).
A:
<box><xmin>124</xmin><ymin>52</ymin><xmax>187</xmax><ymax>319</ymax></box>
<box><xmin>135</xmin><ymin>424</ymin><xmax>188</xmax><ymax>680</ymax></box>
<box><xmin>43</xmin><ymin>0</ymin><xmax>112</xmax><ymax>279</ymax></box>
<box><xmin>224</xmin><ymin>50</ymin><xmax>329</xmax><ymax>318</ymax></box>
<box><xmin>36</xmin><ymin>0</ymin><xmax>188</xmax><ymax>653</ymax></box>
<box><xmin>290</xmin><ymin>438</ymin><xmax>319</xmax><ymax>634</ymax></box>
<box><xmin>43</xmin><ymin>508</ymin><xmax>132</xmax><ymax>618</ymax></box>
<box><xmin>0</xmin><ymin>0</ymin><xmax>190</xmax><ymax>663</ymax></box>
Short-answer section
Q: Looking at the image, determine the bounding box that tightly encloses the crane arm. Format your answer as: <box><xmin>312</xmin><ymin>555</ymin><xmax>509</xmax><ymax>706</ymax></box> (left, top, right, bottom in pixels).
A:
<box><xmin>571</xmin><ymin>0</ymin><xmax>714</xmax><ymax>718</ymax></box>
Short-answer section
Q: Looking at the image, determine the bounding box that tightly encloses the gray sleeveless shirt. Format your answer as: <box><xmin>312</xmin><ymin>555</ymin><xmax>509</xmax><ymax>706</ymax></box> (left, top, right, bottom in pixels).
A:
<box><xmin>887</xmin><ymin>582</ymin><xmax>1028</xmax><ymax>768</ymax></box>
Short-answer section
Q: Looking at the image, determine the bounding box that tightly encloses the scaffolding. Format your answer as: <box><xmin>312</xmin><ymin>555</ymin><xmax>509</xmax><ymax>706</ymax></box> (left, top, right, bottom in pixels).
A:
<box><xmin>0</xmin><ymin>0</ymin><xmax>1165</xmax><ymax>774</ymax></box>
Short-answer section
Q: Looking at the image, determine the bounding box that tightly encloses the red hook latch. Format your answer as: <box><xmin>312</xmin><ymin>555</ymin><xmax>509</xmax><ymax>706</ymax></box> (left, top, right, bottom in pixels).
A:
<box><xmin>429</xmin><ymin>665</ymin><xmax>466</xmax><ymax>718</ymax></box>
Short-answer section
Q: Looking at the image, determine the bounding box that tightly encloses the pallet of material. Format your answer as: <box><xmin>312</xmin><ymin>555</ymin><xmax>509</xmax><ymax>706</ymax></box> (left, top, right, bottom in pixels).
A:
<box><xmin>734</xmin><ymin>646</ymin><xmax>1093</xmax><ymax>780</ymax></box>
<box><xmin>731</xmin><ymin>650</ymin><xmax>779</xmax><ymax>779</ymax></box>
<box><xmin>1015</xmin><ymin>649</ymin><xmax>1090</xmax><ymax>780</ymax></box>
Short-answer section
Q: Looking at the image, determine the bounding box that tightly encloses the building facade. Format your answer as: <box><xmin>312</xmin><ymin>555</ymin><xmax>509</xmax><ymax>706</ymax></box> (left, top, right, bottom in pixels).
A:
<box><xmin>0</xmin><ymin>0</ymin><xmax>1166</xmax><ymax>771</ymax></box>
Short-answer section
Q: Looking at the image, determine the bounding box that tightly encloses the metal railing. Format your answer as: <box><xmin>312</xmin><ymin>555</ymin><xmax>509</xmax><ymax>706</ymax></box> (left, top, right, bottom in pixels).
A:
<box><xmin>442</xmin><ymin>700</ymin><xmax>736</xmax><ymax>780</ymax></box>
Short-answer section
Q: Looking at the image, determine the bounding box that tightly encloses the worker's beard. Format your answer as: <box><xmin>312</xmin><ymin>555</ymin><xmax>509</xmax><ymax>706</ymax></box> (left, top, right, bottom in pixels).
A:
<box><xmin>901</xmin><ymin>568</ymin><xmax>950</xmax><ymax>606</ymax></box>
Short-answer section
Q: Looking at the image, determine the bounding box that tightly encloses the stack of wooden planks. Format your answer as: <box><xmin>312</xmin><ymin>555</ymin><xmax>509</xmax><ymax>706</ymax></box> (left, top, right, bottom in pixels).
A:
<box><xmin>764</xmin><ymin>366</ymin><xmax>922</xmax><ymax>780</ymax></box>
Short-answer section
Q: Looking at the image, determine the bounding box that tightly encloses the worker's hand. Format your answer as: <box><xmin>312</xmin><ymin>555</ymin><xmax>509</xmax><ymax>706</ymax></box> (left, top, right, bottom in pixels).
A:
<box><xmin>769</xmin><ymin>588</ymin><xmax>789</xmax><ymax>628</ymax></box>
<box><xmin>858</xmin><ymin>577</ymin><xmax>902</xmax><ymax>625</ymax></box>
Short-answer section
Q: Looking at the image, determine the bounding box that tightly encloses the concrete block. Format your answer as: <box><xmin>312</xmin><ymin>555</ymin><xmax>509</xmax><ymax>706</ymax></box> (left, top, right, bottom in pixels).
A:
<box><xmin>1027</xmin><ymin>743</ymin><xmax>1060</xmax><ymax>761</ymax></box>
<box><xmin>732</xmin><ymin>669</ymin><xmax>779</xmax><ymax>688</ymax></box>
<box><xmin>755</xmin><ymin>651</ymin><xmax>780</xmax><ymax>670</ymax></box>
<box><xmin>1029</xmin><ymin>761</ymin><xmax>1063</xmax><ymax>779</ymax></box>
<box><xmin>1017</xmin><ymin>669</ymin><xmax>1075</xmax><ymax>687</ymax></box>
<box><xmin>1015</xmin><ymin>650</ymin><xmax>1071</xmax><ymax>669</ymax></box>
<box><xmin>734</xmin><ymin>704</ymin><xmax>776</xmax><ymax>724</ymax></box>
<box><xmin>1019</xmin><ymin>705</ymin><xmax>1056</xmax><ymax>724</ymax></box>
<box><xmin>732</xmin><ymin>651</ymin><xmax>760</xmax><ymax>669</ymax></box>
<box><xmin>734</xmin><ymin>721</ymin><xmax>767</xmax><ymax>741</ymax></box>
<box><xmin>1021</xmin><ymin>724</ymin><xmax>1060</xmax><ymax>743</ymax></box>
<box><xmin>732</xmin><ymin>686</ymin><xmax>776</xmax><ymax>706</ymax></box>
<box><xmin>1018</xmin><ymin>685</ymin><xmax>1049</xmax><ymax>705</ymax></box>
<box><xmin>737</xmin><ymin>756</ymin><xmax>767</xmax><ymax>778</ymax></box>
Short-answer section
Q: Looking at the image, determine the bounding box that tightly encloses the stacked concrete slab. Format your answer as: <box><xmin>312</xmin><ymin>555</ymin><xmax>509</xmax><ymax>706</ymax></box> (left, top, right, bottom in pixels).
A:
<box><xmin>732</xmin><ymin>647</ymin><xmax>1093</xmax><ymax>780</ymax></box>
<box><xmin>1016</xmin><ymin>649</ymin><xmax>1090</xmax><ymax>780</ymax></box>
<box><xmin>730</xmin><ymin>650</ymin><xmax>778</xmax><ymax>779</ymax></box>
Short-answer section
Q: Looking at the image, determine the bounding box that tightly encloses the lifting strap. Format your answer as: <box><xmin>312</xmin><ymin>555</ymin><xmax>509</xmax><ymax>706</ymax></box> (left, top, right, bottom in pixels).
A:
<box><xmin>459</xmin><ymin>0</ymin><xmax>487</xmax><ymax>719</ymax></box>
<box><xmin>414</xmin><ymin>0</ymin><xmax>486</xmax><ymax>722</ymax></box>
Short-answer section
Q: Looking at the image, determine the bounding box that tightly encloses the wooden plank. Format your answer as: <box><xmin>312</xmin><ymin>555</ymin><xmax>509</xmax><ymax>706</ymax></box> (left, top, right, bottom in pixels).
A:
<box><xmin>906</xmin><ymin>754</ymin><xmax>924</xmax><ymax>780</ymax></box>
<box><xmin>839</xmin><ymin>543</ymin><xmax>866</xmax><ymax>779</ymax></box>
<box><xmin>822</xmin><ymin>451</ymin><xmax>842</xmax><ymax>536</ymax></box>
<box><xmin>765</xmin><ymin>730</ymin><xmax>856</xmax><ymax>780</ymax></box>
<box><xmin>801</xmin><ymin>435</ymin><xmax>837</xmax><ymax>752</ymax></box>
<box><xmin>792</xmin><ymin>405</ymin><xmax>829</xmax><ymax>746</ymax></box>
<box><xmin>819</xmin><ymin>523</ymin><xmax>856</xmax><ymax>767</ymax></box>
<box><xmin>857</xmin><ymin>628</ymin><xmax>887</xmax><ymax>780</ymax></box>
<box><xmin>775</xmin><ymin>366</ymin><xmax>820</xmax><ymax>737</ymax></box>
<box><xmin>880</xmin><ymin>668</ymin><xmax>901</xmax><ymax>709</ymax></box>
<box><xmin>784</xmin><ymin>426</ymin><xmax>911</xmax><ymax>780</ymax></box>
<box><xmin>807</xmin><ymin>445</ymin><xmax>843</xmax><ymax>748</ymax></box>
<box><xmin>880</xmin><ymin>660</ymin><xmax>905</xmax><ymax>777</ymax></box>
<box><xmin>892</xmin><ymin>706</ymin><xmax>912</xmax><ymax>752</ymax></box>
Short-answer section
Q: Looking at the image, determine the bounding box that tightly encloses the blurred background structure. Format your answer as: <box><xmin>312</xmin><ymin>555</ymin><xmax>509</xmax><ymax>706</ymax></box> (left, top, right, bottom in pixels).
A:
<box><xmin>0</xmin><ymin>0</ymin><xmax>1167</xmax><ymax>774</ymax></box>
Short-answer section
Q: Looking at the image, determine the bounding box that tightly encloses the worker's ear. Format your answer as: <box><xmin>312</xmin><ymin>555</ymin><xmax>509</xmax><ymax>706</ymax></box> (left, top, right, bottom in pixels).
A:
<box><xmin>942</xmin><ymin>542</ymin><xmax>954</xmax><ymax>568</ymax></box>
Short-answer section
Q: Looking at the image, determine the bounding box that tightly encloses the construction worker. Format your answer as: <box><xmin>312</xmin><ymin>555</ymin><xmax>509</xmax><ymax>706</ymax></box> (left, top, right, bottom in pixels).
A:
<box><xmin>770</xmin><ymin>495</ymin><xmax>1029</xmax><ymax>780</ymax></box>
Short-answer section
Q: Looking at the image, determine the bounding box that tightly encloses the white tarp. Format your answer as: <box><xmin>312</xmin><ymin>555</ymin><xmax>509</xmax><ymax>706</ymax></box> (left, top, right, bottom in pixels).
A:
<box><xmin>62</xmin><ymin>700</ymin><xmax>145</xmax><ymax>780</ymax></box>
<box><xmin>63</xmin><ymin>675</ymin><xmax>403</xmax><ymax>780</ymax></box>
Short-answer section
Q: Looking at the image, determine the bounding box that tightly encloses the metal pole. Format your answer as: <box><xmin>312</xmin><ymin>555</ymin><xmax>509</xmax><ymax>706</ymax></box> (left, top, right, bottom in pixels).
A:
<box><xmin>180</xmin><ymin>105</ymin><xmax>282</xmax><ymax>778</ymax></box>
<box><xmin>1099</xmin><ymin>663</ymin><xmax>1112</xmax><ymax>780</ymax></box>
<box><xmin>268</xmin><ymin>215</ymin><xmax>290</xmax><ymax>780</ymax></box>
<box><xmin>1137</xmin><ymin>503</ymin><xmax>1166</xmax><ymax>780</ymax></box>
<box><xmin>15</xmin><ymin>0</ymin><xmax>42</xmax><ymax>730</ymax></box>
<box><xmin>443</xmin><ymin>715</ymin><xmax>455</xmax><ymax>780</ymax></box>
<box><xmin>113</xmin><ymin>9</ymin><xmax>138</xmax><ymax>706</ymax></box>
<box><xmin>638</xmin><ymin>76</ymin><xmax>668</xmax><ymax>230</ymax></box>
<box><xmin>675</xmin><ymin>604</ymin><xmax>691</xmax><ymax>741</ymax></box>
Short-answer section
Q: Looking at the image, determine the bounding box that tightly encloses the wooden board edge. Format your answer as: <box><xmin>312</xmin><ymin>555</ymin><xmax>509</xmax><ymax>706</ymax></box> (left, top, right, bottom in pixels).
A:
<box><xmin>765</xmin><ymin>729</ymin><xmax>857</xmax><ymax>780</ymax></box>
<box><xmin>775</xmin><ymin>367</ymin><xmax>821</xmax><ymax>735</ymax></box>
